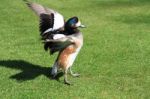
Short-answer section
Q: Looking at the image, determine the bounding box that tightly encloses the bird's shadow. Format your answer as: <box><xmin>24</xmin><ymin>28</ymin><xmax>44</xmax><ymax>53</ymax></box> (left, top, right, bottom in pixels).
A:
<box><xmin>0</xmin><ymin>60</ymin><xmax>63</xmax><ymax>82</ymax></box>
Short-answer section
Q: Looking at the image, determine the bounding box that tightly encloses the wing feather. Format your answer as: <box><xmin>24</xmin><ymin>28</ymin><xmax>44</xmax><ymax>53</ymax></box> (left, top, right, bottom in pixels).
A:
<box><xmin>43</xmin><ymin>36</ymin><xmax>74</xmax><ymax>54</ymax></box>
<box><xmin>24</xmin><ymin>0</ymin><xmax>65</xmax><ymax>35</ymax></box>
<box><xmin>39</xmin><ymin>14</ymin><xmax>54</xmax><ymax>34</ymax></box>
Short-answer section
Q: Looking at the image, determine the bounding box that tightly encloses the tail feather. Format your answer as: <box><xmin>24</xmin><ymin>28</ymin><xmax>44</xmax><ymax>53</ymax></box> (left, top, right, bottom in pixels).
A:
<box><xmin>51</xmin><ymin>62</ymin><xmax>58</xmax><ymax>77</ymax></box>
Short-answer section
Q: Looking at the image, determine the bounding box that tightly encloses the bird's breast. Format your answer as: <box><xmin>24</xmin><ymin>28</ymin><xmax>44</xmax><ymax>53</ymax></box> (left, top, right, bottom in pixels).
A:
<box><xmin>57</xmin><ymin>41</ymin><xmax>82</xmax><ymax>69</ymax></box>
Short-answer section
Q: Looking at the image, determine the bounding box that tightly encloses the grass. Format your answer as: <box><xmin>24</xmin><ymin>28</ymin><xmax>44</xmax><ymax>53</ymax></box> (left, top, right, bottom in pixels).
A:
<box><xmin>0</xmin><ymin>0</ymin><xmax>150</xmax><ymax>98</ymax></box>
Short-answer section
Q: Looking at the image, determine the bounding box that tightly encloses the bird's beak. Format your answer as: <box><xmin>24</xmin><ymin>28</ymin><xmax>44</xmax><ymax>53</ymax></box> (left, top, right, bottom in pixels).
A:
<box><xmin>79</xmin><ymin>24</ymin><xmax>86</xmax><ymax>28</ymax></box>
<box><xmin>76</xmin><ymin>21</ymin><xmax>86</xmax><ymax>28</ymax></box>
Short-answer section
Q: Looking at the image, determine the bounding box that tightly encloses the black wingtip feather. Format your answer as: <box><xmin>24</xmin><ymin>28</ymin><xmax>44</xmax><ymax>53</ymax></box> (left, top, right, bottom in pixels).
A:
<box><xmin>23</xmin><ymin>0</ymin><xmax>32</xmax><ymax>7</ymax></box>
<box><xmin>23</xmin><ymin>0</ymin><xmax>27</xmax><ymax>2</ymax></box>
<box><xmin>44</xmin><ymin>42</ymin><xmax>56</xmax><ymax>55</ymax></box>
<box><xmin>40</xmin><ymin>14</ymin><xmax>54</xmax><ymax>35</ymax></box>
<box><xmin>23</xmin><ymin>0</ymin><xmax>29</xmax><ymax>4</ymax></box>
<box><xmin>44</xmin><ymin>43</ymin><xmax>49</xmax><ymax>51</ymax></box>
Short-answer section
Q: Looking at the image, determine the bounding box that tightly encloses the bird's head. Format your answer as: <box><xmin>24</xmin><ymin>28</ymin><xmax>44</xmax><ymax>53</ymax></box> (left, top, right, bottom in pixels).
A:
<box><xmin>65</xmin><ymin>17</ymin><xmax>85</xmax><ymax>29</ymax></box>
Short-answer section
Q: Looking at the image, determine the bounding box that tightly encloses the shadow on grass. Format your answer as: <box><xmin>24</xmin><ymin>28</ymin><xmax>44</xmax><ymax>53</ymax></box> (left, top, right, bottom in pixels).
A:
<box><xmin>0</xmin><ymin>60</ymin><xmax>63</xmax><ymax>82</ymax></box>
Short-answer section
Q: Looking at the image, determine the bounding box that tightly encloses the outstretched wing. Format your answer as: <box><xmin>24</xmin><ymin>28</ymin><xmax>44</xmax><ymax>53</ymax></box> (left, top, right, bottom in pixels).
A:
<box><xmin>24</xmin><ymin>0</ymin><xmax>65</xmax><ymax>35</ymax></box>
<box><xmin>43</xmin><ymin>36</ymin><xmax>75</xmax><ymax>54</ymax></box>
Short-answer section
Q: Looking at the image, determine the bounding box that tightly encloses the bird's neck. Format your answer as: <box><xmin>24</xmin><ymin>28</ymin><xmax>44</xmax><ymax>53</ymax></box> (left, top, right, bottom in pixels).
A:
<box><xmin>65</xmin><ymin>27</ymin><xmax>80</xmax><ymax>35</ymax></box>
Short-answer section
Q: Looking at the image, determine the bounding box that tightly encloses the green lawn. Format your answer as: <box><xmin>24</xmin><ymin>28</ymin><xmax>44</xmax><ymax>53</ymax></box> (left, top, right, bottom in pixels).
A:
<box><xmin>0</xmin><ymin>0</ymin><xmax>150</xmax><ymax>98</ymax></box>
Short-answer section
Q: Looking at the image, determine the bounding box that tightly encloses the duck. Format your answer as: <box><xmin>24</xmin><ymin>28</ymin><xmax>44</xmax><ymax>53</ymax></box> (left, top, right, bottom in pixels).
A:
<box><xmin>24</xmin><ymin>0</ymin><xmax>85</xmax><ymax>85</ymax></box>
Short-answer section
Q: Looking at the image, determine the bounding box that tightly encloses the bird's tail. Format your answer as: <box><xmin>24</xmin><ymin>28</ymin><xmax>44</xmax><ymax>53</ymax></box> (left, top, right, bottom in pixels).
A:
<box><xmin>51</xmin><ymin>62</ymin><xmax>58</xmax><ymax>78</ymax></box>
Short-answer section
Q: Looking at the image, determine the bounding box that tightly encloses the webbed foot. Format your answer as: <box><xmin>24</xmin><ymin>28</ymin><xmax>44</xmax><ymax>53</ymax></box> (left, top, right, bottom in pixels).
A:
<box><xmin>71</xmin><ymin>73</ymin><xmax>80</xmax><ymax>77</ymax></box>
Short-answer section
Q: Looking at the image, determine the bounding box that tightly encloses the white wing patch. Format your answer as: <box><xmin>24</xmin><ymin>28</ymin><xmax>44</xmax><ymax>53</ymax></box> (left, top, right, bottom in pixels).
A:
<box><xmin>43</xmin><ymin>12</ymin><xmax>64</xmax><ymax>34</ymax></box>
<box><xmin>53</xmin><ymin>34</ymin><xmax>66</xmax><ymax>39</ymax></box>
<box><xmin>53</xmin><ymin>12</ymin><xmax>64</xmax><ymax>30</ymax></box>
<box><xmin>43</xmin><ymin>28</ymin><xmax>53</xmax><ymax>34</ymax></box>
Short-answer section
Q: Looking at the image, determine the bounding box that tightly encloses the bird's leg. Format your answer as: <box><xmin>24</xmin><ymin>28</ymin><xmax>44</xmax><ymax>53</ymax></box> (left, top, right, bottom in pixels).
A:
<box><xmin>69</xmin><ymin>67</ymin><xmax>80</xmax><ymax>77</ymax></box>
<box><xmin>64</xmin><ymin>69</ymin><xmax>71</xmax><ymax>85</ymax></box>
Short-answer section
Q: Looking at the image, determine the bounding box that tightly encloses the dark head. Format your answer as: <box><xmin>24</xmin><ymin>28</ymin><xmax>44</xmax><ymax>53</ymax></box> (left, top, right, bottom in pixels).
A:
<box><xmin>65</xmin><ymin>17</ymin><xmax>85</xmax><ymax>34</ymax></box>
